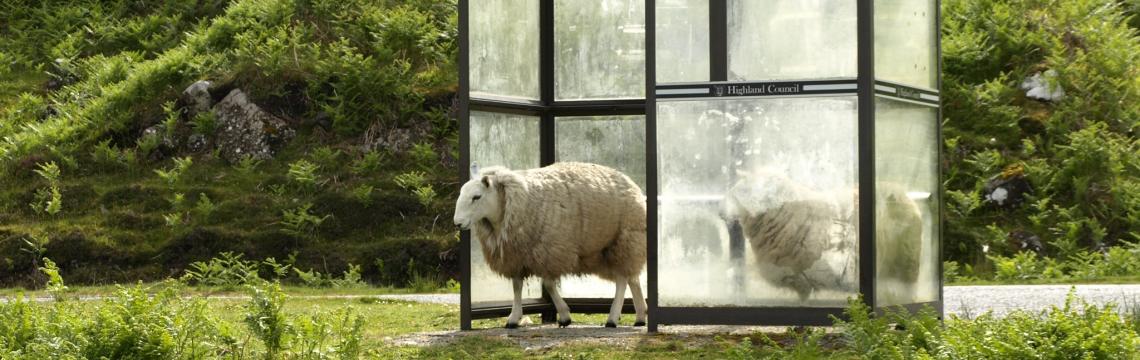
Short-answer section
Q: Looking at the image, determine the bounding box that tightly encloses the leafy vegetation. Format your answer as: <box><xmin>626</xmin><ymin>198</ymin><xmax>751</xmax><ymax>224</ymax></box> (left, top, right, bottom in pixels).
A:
<box><xmin>942</xmin><ymin>0</ymin><xmax>1140</xmax><ymax>274</ymax></box>
<box><xmin>3</xmin><ymin>267</ymin><xmax>1139</xmax><ymax>358</ymax></box>
<box><xmin>0</xmin><ymin>0</ymin><xmax>1138</xmax><ymax>310</ymax></box>
<box><xmin>0</xmin><ymin>0</ymin><xmax>459</xmax><ymax>288</ymax></box>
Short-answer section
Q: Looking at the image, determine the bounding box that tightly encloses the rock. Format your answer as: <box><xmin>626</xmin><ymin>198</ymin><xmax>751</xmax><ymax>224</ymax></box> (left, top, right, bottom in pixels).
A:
<box><xmin>212</xmin><ymin>89</ymin><xmax>295</xmax><ymax>163</ymax></box>
<box><xmin>141</xmin><ymin>123</ymin><xmax>180</xmax><ymax>151</ymax></box>
<box><xmin>983</xmin><ymin>174</ymin><xmax>1032</xmax><ymax>209</ymax></box>
<box><xmin>186</xmin><ymin>133</ymin><xmax>208</xmax><ymax>153</ymax></box>
<box><xmin>1007</xmin><ymin>230</ymin><xmax>1043</xmax><ymax>254</ymax></box>
<box><xmin>364</xmin><ymin>123</ymin><xmax>430</xmax><ymax>155</ymax></box>
<box><xmin>181</xmin><ymin>80</ymin><xmax>213</xmax><ymax>118</ymax></box>
<box><xmin>302</xmin><ymin>111</ymin><xmax>332</xmax><ymax>130</ymax></box>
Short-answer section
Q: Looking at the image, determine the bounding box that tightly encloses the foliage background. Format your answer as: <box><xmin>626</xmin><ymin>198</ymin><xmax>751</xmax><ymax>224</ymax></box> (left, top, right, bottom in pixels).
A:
<box><xmin>1</xmin><ymin>0</ymin><xmax>1140</xmax><ymax>286</ymax></box>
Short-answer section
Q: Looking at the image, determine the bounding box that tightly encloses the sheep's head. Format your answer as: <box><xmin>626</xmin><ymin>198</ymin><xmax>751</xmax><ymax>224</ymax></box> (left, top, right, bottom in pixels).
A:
<box><xmin>454</xmin><ymin>171</ymin><xmax>504</xmax><ymax>231</ymax></box>
<box><xmin>725</xmin><ymin>169</ymin><xmax>801</xmax><ymax>218</ymax></box>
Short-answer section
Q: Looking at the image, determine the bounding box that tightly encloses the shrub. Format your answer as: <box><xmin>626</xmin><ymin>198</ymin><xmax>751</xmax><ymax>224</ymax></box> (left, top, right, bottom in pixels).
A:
<box><xmin>942</xmin><ymin>0</ymin><xmax>1140</xmax><ymax>266</ymax></box>
<box><xmin>181</xmin><ymin>251</ymin><xmax>262</xmax><ymax>288</ymax></box>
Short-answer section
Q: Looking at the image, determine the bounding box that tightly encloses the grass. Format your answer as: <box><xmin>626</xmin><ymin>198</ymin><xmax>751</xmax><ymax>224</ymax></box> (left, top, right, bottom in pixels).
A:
<box><xmin>0</xmin><ymin>283</ymin><xmax>456</xmax><ymax>299</ymax></box>
<box><xmin>4</xmin><ymin>283</ymin><xmax>1140</xmax><ymax>358</ymax></box>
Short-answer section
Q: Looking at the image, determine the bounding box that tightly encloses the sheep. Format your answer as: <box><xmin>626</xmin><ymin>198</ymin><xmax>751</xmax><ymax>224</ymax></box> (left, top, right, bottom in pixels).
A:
<box><xmin>873</xmin><ymin>184</ymin><xmax>924</xmax><ymax>300</ymax></box>
<box><xmin>453</xmin><ymin>162</ymin><xmax>647</xmax><ymax>329</ymax></box>
<box><xmin>725</xmin><ymin>170</ymin><xmax>857</xmax><ymax>300</ymax></box>
<box><xmin>725</xmin><ymin>171</ymin><xmax>926</xmax><ymax>302</ymax></box>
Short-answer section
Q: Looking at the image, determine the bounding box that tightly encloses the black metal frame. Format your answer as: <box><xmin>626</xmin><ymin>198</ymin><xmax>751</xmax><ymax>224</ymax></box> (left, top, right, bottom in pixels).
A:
<box><xmin>460</xmin><ymin>0</ymin><xmax>942</xmax><ymax>331</ymax></box>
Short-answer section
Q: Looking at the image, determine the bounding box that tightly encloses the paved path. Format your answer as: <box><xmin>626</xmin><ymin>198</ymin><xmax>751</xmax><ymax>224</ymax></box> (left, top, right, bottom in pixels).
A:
<box><xmin>377</xmin><ymin>285</ymin><xmax>1140</xmax><ymax>318</ymax></box>
<box><xmin>7</xmin><ymin>285</ymin><xmax>1140</xmax><ymax>318</ymax></box>
<box><xmin>943</xmin><ymin>284</ymin><xmax>1140</xmax><ymax>317</ymax></box>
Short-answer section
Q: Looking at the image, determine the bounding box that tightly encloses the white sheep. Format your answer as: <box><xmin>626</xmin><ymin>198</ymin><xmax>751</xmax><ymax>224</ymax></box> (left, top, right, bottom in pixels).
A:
<box><xmin>454</xmin><ymin>162</ymin><xmax>647</xmax><ymax>328</ymax></box>
<box><xmin>726</xmin><ymin>171</ymin><xmax>925</xmax><ymax>301</ymax></box>
<box><xmin>725</xmin><ymin>170</ymin><xmax>857</xmax><ymax>300</ymax></box>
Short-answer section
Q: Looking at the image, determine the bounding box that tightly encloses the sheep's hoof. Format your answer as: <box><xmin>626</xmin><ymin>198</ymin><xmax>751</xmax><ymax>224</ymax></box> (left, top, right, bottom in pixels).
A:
<box><xmin>505</xmin><ymin>322</ymin><xmax>519</xmax><ymax>329</ymax></box>
<box><xmin>633</xmin><ymin>321</ymin><xmax>646</xmax><ymax>327</ymax></box>
<box><xmin>558</xmin><ymin>319</ymin><xmax>572</xmax><ymax>328</ymax></box>
<box><xmin>604</xmin><ymin>321</ymin><xmax>617</xmax><ymax>328</ymax></box>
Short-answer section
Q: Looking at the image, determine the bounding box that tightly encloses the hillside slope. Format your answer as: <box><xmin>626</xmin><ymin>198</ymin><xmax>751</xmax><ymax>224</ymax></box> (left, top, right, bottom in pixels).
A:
<box><xmin>0</xmin><ymin>0</ymin><xmax>460</xmax><ymax>286</ymax></box>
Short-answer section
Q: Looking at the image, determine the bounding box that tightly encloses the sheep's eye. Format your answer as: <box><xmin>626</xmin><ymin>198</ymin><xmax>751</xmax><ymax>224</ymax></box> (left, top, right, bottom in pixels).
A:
<box><xmin>472</xmin><ymin>195</ymin><xmax>482</xmax><ymax>202</ymax></box>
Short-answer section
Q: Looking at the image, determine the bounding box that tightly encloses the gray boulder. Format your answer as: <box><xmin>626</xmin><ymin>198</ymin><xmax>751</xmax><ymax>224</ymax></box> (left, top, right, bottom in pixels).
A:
<box><xmin>181</xmin><ymin>80</ymin><xmax>213</xmax><ymax>118</ymax></box>
<box><xmin>141</xmin><ymin>123</ymin><xmax>180</xmax><ymax>151</ymax></box>
<box><xmin>213</xmin><ymin>89</ymin><xmax>295</xmax><ymax>163</ymax></box>
<box><xmin>186</xmin><ymin>133</ymin><xmax>209</xmax><ymax>153</ymax></box>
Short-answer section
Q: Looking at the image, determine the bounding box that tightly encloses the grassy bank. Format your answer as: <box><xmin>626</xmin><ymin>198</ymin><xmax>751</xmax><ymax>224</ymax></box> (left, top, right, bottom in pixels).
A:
<box><xmin>2</xmin><ymin>281</ymin><xmax>1138</xmax><ymax>359</ymax></box>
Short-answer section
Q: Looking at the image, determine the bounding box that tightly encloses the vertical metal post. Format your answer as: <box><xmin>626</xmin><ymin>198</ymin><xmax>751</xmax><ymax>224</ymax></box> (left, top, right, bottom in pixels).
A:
<box><xmin>538</xmin><ymin>0</ymin><xmax>558</xmax><ymax>325</ymax></box>
<box><xmin>458</xmin><ymin>0</ymin><xmax>473</xmax><ymax>331</ymax></box>
<box><xmin>856</xmin><ymin>0</ymin><xmax>877</xmax><ymax>310</ymax></box>
<box><xmin>645</xmin><ymin>0</ymin><xmax>659</xmax><ymax>333</ymax></box>
<box><xmin>709</xmin><ymin>0</ymin><xmax>728</xmax><ymax>82</ymax></box>
<box><xmin>935</xmin><ymin>0</ymin><xmax>945</xmax><ymax>320</ymax></box>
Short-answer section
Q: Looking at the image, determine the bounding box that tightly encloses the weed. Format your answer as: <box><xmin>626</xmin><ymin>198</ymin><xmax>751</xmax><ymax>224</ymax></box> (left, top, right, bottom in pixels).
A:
<box><xmin>288</xmin><ymin>159</ymin><xmax>321</xmax><ymax>191</ymax></box>
<box><xmin>154</xmin><ymin>156</ymin><xmax>193</xmax><ymax>188</ymax></box>
<box><xmin>262</xmin><ymin>257</ymin><xmax>293</xmax><ymax>281</ymax></box>
<box><xmin>192</xmin><ymin>192</ymin><xmax>216</xmax><ymax>223</ymax></box>
<box><xmin>29</xmin><ymin>161</ymin><xmax>63</xmax><ymax>215</ymax></box>
<box><xmin>310</xmin><ymin>146</ymin><xmax>342</xmax><ymax>169</ymax></box>
<box><xmin>279</xmin><ymin>203</ymin><xmax>331</xmax><ymax>239</ymax></box>
<box><xmin>189</xmin><ymin>111</ymin><xmax>217</xmax><ymax>135</ymax></box>
<box><xmin>349</xmin><ymin>184</ymin><xmax>374</xmax><ymax>206</ymax></box>
<box><xmin>412</xmin><ymin>184</ymin><xmax>437</xmax><ymax>208</ymax></box>
<box><xmin>393</xmin><ymin>171</ymin><xmax>427</xmax><ymax>190</ymax></box>
<box><xmin>38</xmin><ymin>257</ymin><xmax>68</xmax><ymax>301</ymax></box>
<box><xmin>182</xmin><ymin>252</ymin><xmax>262</xmax><ymax>288</ymax></box>
<box><xmin>233</xmin><ymin>154</ymin><xmax>262</xmax><ymax>175</ymax></box>
<box><xmin>409</xmin><ymin>141</ymin><xmax>438</xmax><ymax>169</ymax></box>
<box><xmin>245</xmin><ymin>282</ymin><xmax>290</xmax><ymax>356</ymax></box>
<box><xmin>136</xmin><ymin>132</ymin><xmax>161</xmax><ymax>156</ymax></box>
<box><xmin>349</xmin><ymin>150</ymin><xmax>385</xmax><ymax>175</ymax></box>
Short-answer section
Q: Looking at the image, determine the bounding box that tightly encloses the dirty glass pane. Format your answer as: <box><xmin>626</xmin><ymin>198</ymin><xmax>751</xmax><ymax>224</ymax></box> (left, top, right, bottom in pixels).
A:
<box><xmin>469</xmin><ymin>111</ymin><xmax>542</xmax><ymax>302</ymax></box>
<box><xmin>555</xmin><ymin>115</ymin><xmax>646</xmax><ymax>190</ymax></box>
<box><xmin>727</xmin><ymin>0</ymin><xmax>857</xmax><ymax>81</ymax></box>
<box><xmin>656</xmin><ymin>0</ymin><xmax>709</xmax><ymax>83</ymax></box>
<box><xmin>657</xmin><ymin>97</ymin><xmax>859</xmax><ymax>307</ymax></box>
<box><xmin>555</xmin><ymin>0</ymin><xmax>646</xmax><ymax>100</ymax></box>
<box><xmin>874</xmin><ymin>98</ymin><xmax>939</xmax><ymax>306</ymax></box>
<box><xmin>470</xmin><ymin>0</ymin><xmax>540</xmax><ymax>100</ymax></box>
<box><xmin>554</xmin><ymin>115</ymin><xmax>646</xmax><ymax>299</ymax></box>
<box><xmin>875</xmin><ymin>0</ymin><xmax>938</xmax><ymax>89</ymax></box>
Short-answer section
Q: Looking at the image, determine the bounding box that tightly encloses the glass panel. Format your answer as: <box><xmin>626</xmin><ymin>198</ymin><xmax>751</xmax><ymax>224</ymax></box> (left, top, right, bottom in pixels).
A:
<box><xmin>555</xmin><ymin>0</ymin><xmax>646</xmax><ymax>100</ymax></box>
<box><xmin>874</xmin><ymin>98</ymin><xmax>939</xmax><ymax>306</ymax></box>
<box><xmin>875</xmin><ymin>0</ymin><xmax>938</xmax><ymax>89</ymax></box>
<box><xmin>554</xmin><ymin>115</ymin><xmax>646</xmax><ymax>299</ymax></box>
<box><xmin>555</xmin><ymin>115</ymin><xmax>646</xmax><ymax>189</ymax></box>
<box><xmin>657</xmin><ymin>97</ymin><xmax>859</xmax><ymax>307</ymax></box>
<box><xmin>470</xmin><ymin>0</ymin><xmax>540</xmax><ymax>100</ymax></box>
<box><xmin>655</xmin><ymin>0</ymin><xmax>709</xmax><ymax>83</ymax></box>
<box><xmin>469</xmin><ymin>111</ymin><xmax>542</xmax><ymax>303</ymax></box>
<box><xmin>728</xmin><ymin>0</ymin><xmax>857</xmax><ymax>81</ymax></box>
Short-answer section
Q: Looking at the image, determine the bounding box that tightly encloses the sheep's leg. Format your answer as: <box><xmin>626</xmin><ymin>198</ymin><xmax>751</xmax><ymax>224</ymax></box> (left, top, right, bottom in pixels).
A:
<box><xmin>543</xmin><ymin>278</ymin><xmax>572</xmax><ymax>327</ymax></box>
<box><xmin>628</xmin><ymin>277</ymin><xmax>647</xmax><ymax>326</ymax></box>
<box><xmin>606</xmin><ymin>276</ymin><xmax>627</xmax><ymax>328</ymax></box>
<box><xmin>505</xmin><ymin>276</ymin><xmax>524</xmax><ymax>329</ymax></box>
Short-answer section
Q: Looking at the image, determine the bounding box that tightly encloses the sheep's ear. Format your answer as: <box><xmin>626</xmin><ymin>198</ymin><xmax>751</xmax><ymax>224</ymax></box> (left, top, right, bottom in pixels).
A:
<box><xmin>469</xmin><ymin>162</ymin><xmax>480</xmax><ymax>179</ymax></box>
<box><xmin>481</xmin><ymin>175</ymin><xmax>491</xmax><ymax>188</ymax></box>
